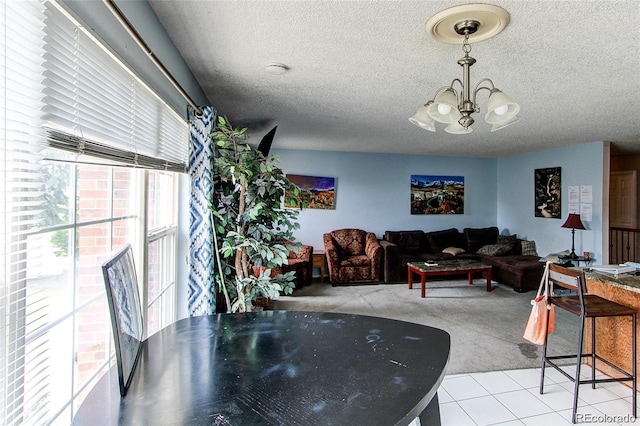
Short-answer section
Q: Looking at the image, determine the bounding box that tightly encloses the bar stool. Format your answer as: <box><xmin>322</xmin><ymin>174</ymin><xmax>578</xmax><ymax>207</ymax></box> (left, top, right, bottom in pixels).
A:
<box><xmin>540</xmin><ymin>263</ymin><xmax>636</xmax><ymax>423</ymax></box>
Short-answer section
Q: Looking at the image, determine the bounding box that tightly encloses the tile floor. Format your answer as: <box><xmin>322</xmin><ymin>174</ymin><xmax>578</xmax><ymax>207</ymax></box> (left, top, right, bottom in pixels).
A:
<box><xmin>439</xmin><ymin>365</ymin><xmax>638</xmax><ymax>425</ymax></box>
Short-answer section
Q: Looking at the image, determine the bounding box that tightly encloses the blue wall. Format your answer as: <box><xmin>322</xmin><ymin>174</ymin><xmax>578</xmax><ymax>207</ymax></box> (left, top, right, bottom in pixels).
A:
<box><xmin>274</xmin><ymin>149</ymin><xmax>497</xmax><ymax>250</ymax></box>
<box><xmin>275</xmin><ymin>142</ymin><xmax>605</xmax><ymax>263</ymax></box>
<box><xmin>497</xmin><ymin>141</ymin><xmax>604</xmax><ymax>262</ymax></box>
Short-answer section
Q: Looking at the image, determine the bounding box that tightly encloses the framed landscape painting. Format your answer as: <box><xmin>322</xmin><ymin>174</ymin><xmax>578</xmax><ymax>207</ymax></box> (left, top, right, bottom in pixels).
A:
<box><xmin>284</xmin><ymin>174</ymin><xmax>335</xmax><ymax>209</ymax></box>
<box><xmin>411</xmin><ymin>175</ymin><xmax>464</xmax><ymax>215</ymax></box>
<box><xmin>534</xmin><ymin>167</ymin><xmax>561</xmax><ymax>218</ymax></box>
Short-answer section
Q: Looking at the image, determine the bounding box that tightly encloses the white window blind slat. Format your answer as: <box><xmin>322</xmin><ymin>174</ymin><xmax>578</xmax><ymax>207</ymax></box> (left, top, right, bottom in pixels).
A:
<box><xmin>39</xmin><ymin>2</ymin><xmax>188</xmax><ymax>169</ymax></box>
<box><xmin>1</xmin><ymin>1</ymin><xmax>186</xmax><ymax>424</ymax></box>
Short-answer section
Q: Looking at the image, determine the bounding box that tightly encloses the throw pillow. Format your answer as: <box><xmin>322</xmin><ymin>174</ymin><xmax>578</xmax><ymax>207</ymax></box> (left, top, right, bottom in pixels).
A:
<box><xmin>477</xmin><ymin>244</ymin><xmax>512</xmax><ymax>256</ymax></box>
<box><xmin>442</xmin><ymin>247</ymin><xmax>465</xmax><ymax>256</ymax></box>
<box><xmin>427</xmin><ymin>228</ymin><xmax>462</xmax><ymax>253</ymax></box>
<box><xmin>464</xmin><ymin>227</ymin><xmax>499</xmax><ymax>253</ymax></box>
<box><xmin>521</xmin><ymin>240</ymin><xmax>538</xmax><ymax>256</ymax></box>
<box><xmin>496</xmin><ymin>234</ymin><xmax>517</xmax><ymax>254</ymax></box>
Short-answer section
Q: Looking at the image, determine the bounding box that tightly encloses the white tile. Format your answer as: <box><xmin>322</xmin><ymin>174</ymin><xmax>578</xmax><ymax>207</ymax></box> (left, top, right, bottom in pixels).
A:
<box><xmin>600</xmin><ymin>381</ymin><xmax>638</xmax><ymax>399</ymax></box>
<box><xmin>572</xmin><ymin>411</ymin><xmax>623</xmax><ymax>425</ymax></box>
<box><xmin>490</xmin><ymin>420</ymin><xmax>525</xmax><ymax>425</ymax></box>
<box><xmin>520</xmin><ymin>411</ymin><xmax>573</xmax><ymax>426</ymax></box>
<box><xmin>529</xmin><ymin>383</ymin><xmax>586</xmax><ymax>412</ymax></box>
<box><xmin>458</xmin><ymin>395</ymin><xmax>517</xmax><ymax>426</ymax></box>
<box><xmin>494</xmin><ymin>389</ymin><xmax>554</xmax><ymax>418</ymax></box>
<box><xmin>407</xmin><ymin>417</ymin><xmax>420</xmax><ymax>426</ymax></box>
<box><xmin>556</xmin><ymin>405</ymin><xmax>621</xmax><ymax>424</ymax></box>
<box><xmin>470</xmin><ymin>370</ymin><xmax>523</xmax><ymax>394</ymax></box>
<box><xmin>438</xmin><ymin>387</ymin><xmax>454</xmax><ymax>404</ymax></box>
<box><xmin>574</xmin><ymin>364</ymin><xmax>610</xmax><ymax>380</ymax></box>
<box><xmin>440</xmin><ymin>367</ymin><xmax>632</xmax><ymax>425</ymax></box>
<box><xmin>559</xmin><ymin>363</ymin><xmax>610</xmax><ymax>381</ymax></box>
<box><xmin>591</xmin><ymin>398</ymin><xmax>636</xmax><ymax>420</ymax></box>
<box><xmin>439</xmin><ymin>402</ymin><xmax>476</xmax><ymax>426</ymax></box>
<box><xmin>558</xmin><ymin>381</ymin><xmax>621</xmax><ymax>405</ymax></box>
<box><xmin>541</xmin><ymin>364</ymin><xmax>576</xmax><ymax>384</ymax></box>
<box><xmin>504</xmin><ymin>368</ymin><xmax>543</xmax><ymax>389</ymax></box>
<box><xmin>441</xmin><ymin>375</ymin><xmax>490</xmax><ymax>401</ymax></box>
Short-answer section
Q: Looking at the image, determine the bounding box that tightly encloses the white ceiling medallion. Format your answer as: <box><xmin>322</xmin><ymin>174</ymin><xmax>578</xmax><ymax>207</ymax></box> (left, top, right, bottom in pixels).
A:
<box><xmin>426</xmin><ymin>3</ymin><xmax>510</xmax><ymax>44</ymax></box>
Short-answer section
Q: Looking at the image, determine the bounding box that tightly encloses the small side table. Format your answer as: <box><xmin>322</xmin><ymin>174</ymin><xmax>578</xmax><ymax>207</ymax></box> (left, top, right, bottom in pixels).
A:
<box><xmin>558</xmin><ymin>255</ymin><xmax>592</xmax><ymax>267</ymax></box>
<box><xmin>312</xmin><ymin>251</ymin><xmax>326</xmax><ymax>283</ymax></box>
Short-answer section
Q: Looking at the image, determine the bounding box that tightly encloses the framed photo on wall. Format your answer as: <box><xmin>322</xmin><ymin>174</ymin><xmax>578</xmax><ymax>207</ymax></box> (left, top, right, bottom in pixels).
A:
<box><xmin>410</xmin><ymin>175</ymin><xmax>464</xmax><ymax>214</ymax></box>
<box><xmin>284</xmin><ymin>174</ymin><xmax>336</xmax><ymax>209</ymax></box>
<box><xmin>534</xmin><ymin>167</ymin><xmax>561</xmax><ymax>218</ymax></box>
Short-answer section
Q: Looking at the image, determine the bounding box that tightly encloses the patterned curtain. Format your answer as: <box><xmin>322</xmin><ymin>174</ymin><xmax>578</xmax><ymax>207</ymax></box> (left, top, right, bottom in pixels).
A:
<box><xmin>187</xmin><ymin>105</ymin><xmax>217</xmax><ymax>316</ymax></box>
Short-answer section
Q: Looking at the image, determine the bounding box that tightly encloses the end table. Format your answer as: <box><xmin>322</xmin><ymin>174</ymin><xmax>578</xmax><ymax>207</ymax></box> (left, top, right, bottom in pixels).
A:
<box><xmin>558</xmin><ymin>255</ymin><xmax>592</xmax><ymax>267</ymax></box>
<box><xmin>312</xmin><ymin>251</ymin><xmax>326</xmax><ymax>283</ymax></box>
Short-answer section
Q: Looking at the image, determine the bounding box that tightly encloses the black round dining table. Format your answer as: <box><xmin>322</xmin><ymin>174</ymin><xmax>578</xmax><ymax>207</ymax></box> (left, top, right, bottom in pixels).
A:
<box><xmin>73</xmin><ymin>310</ymin><xmax>450</xmax><ymax>425</ymax></box>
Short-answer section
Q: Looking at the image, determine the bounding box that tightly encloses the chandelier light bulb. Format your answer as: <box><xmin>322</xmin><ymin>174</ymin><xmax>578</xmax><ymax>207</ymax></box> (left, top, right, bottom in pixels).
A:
<box><xmin>485</xmin><ymin>89</ymin><xmax>520</xmax><ymax>124</ymax></box>
<box><xmin>494</xmin><ymin>104</ymin><xmax>509</xmax><ymax>116</ymax></box>
<box><xmin>438</xmin><ymin>103</ymin><xmax>452</xmax><ymax>115</ymax></box>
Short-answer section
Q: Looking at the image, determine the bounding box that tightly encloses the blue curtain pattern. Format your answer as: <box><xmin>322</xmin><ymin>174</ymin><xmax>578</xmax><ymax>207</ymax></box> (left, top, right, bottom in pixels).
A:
<box><xmin>187</xmin><ymin>106</ymin><xmax>216</xmax><ymax>316</ymax></box>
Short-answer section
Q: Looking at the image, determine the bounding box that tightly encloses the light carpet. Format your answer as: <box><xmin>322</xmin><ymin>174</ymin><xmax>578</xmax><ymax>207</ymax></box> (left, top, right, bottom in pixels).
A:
<box><xmin>273</xmin><ymin>279</ymin><xmax>578</xmax><ymax>375</ymax></box>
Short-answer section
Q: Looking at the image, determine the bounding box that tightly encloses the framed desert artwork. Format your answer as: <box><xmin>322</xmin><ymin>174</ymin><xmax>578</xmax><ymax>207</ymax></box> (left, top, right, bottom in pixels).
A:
<box><xmin>410</xmin><ymin>175</ymin><xmax>464</xmax><ymax>215</ymax></box>
<box><xmin>284</xmin><ymin>174</ymin><xmax>335</xmax><ymax>209</ymax></box>
<box><xmin>534</xmin><ymin>167</ymin><xmax>561</xmax><ymax>218</ymax></box>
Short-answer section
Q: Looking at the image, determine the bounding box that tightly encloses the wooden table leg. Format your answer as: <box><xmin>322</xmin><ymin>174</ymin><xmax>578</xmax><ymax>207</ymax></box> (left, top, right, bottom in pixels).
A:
<box><xmin>467</xmin><ymin>271</ymin><xmax>473</xmax><ymax>285</ymax></box>
<box><xmin>486</xmin><ymin>268</ymin><xmax>492</xmax><ymax>292</ymax></box>
<box><xmin>421</xmin><ymin>274</ymin><xmax>427</xmax><ymax>298</ymax></box>
<box><xmin>408</xmin><ymin>267</ymin><xmax>413</xmax><ymax>289</ymax></box>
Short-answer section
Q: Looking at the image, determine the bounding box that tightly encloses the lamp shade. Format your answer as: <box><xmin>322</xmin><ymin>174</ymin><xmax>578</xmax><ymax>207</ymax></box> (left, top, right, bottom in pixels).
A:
<box><xmin>409</xmin><ymin>104</ymin><xmax>436</xmax><ymax>131</ymax></box>
<box><xmin>444</xmin><ymin>121</ymin><xmax>473</xmax><ymax>134</ymax></box>
<box><xmin>485</xmin><ymin>89</ymin><xmax>520</xmax><ymax>124</ymax></box>
<box><xmin>491</xmin><ymin>115</ymin><xmax>521</xmax><ymax>132</ymax></box>
<box><xmin>561</xmin><ymin>213</ymin><xmax>586</xmax><ymax>230</ymax></box>
<box><xmin>426</xmin><ymin>88</ymin><xmax>460</xmax><ymax>123</ymax></box>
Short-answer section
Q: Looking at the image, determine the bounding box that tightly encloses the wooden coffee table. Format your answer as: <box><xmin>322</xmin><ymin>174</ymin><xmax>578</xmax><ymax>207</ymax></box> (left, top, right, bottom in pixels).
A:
<box><xmin>408</xmin><ymin>260</ymin><xmax>493</xmax><ymax>298</ymax></box>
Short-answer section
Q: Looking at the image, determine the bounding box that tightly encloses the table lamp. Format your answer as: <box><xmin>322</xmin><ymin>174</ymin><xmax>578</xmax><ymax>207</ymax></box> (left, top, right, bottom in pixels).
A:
<box><xmin>561</xmin><ymin>213</ymin><xmax>586</xmax><ymax>259</ymax></box>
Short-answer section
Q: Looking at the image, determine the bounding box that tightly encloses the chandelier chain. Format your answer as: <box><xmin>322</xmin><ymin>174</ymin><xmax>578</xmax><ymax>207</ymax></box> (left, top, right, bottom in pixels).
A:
<box><xmin>462</xmin><ymin>33</ymin><xmax>471</xmax><ymax>54</ymax></box>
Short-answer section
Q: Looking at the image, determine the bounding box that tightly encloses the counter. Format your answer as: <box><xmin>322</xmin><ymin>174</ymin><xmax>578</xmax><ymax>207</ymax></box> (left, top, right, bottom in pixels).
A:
<box><xmin>583</xmin><ymin>270</ymin><xmax>640</xmax><ymax>390</ymax></box>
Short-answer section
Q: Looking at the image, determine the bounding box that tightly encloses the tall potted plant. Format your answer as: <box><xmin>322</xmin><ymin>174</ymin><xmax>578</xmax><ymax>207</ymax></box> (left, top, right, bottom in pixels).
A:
<box><xmin>211</xmin><ymin>116</ymin><xmax>302</xmax><ymax>313</ymax></box>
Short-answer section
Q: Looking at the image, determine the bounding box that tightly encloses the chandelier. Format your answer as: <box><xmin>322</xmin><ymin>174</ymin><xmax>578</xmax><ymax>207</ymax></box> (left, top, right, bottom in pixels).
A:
<box><xmin>410</xmin><ymin>4</ymin><xmax>520</xmax><ymax>134</ymax></box>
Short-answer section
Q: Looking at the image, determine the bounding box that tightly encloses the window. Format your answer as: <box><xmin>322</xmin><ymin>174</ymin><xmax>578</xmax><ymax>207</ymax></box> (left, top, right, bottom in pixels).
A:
<box><xmin>1</xmin><ymin>1</ymin><xmax>187</xmax><ymax>424</ymax></box>
<box><xmin>146</xmin><ymin>171</ymin><xmax>178</xmax><ymax>336</ymax></box>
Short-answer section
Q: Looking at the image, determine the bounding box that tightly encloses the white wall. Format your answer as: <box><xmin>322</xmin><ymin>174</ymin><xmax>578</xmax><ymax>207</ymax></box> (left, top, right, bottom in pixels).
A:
<box><xmin>274</xmin><ymin>149</ymin><xmax>498</xmax><ymax>251</ymax></box>
<box><xmin>497</xmin><ymin>141</ymin><xmax>604</xmax><ymax>262</ymax></box>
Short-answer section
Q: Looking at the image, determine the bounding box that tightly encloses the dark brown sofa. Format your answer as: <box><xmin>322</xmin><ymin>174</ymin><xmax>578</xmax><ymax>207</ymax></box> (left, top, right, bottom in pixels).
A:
<box><xmin>380</xmin><ymin>227</ymin><xmax>544</xmax><ymax>292</ymax></box>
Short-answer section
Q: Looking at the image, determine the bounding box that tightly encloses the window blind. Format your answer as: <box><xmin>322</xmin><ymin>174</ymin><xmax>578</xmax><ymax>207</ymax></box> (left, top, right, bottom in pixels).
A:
<box><xmin>41</xmin><ymin>1</ymin><xmax>188</xmax><ymax>172</ymax></box>
<box><xmin>2</xmin><ymin>2</ymin><xmax>49</xmax><ymax>424</ymax></box>
<box><xmin>1</xmin><ymin>1</ymin><xmax>188</xmax><ymax>423</ymax></box>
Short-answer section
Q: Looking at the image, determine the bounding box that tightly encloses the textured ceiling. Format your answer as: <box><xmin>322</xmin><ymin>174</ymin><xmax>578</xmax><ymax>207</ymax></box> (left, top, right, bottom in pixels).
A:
<box><xmin>148</xmin><ymin>0</ymin><xmax>640</xmax><ymax>158</ymax></box>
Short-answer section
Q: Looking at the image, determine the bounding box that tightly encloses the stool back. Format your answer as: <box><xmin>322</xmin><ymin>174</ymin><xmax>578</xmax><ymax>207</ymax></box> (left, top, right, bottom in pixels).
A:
<box><xmin>548</xmin><ymin>263</ymin><xmax>587</xmax><ymax>312</ymax></box>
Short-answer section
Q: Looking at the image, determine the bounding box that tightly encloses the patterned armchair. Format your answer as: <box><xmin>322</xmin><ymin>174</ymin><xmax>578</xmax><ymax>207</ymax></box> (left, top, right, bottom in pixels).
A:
<box><xmin>323</xmin><ymin>229</ymin><xmax>382</xmax><ymax>284</ymax></box>
<box><xmin>253</xmin><ymin>241</ymin><xmax>312</xmax><ymax>290</ymax></box>
<box><xmin>281</xmin><ymin>242</ymin><xmax>312</xmax><ymax>289</ymax></box>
